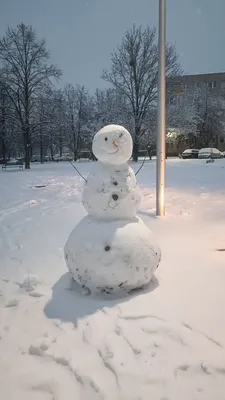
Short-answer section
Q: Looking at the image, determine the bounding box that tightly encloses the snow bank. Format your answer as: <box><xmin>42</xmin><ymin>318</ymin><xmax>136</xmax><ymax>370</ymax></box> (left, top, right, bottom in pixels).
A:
<box><xmin>1</xmin><ymin>160</ymin><xmax>225</xmax><ymax>399</ymax></box>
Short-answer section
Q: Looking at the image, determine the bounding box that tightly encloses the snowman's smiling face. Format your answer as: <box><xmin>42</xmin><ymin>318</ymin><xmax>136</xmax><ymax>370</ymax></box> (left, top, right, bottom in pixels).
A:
<box><xmin>92</xmin><ymin>124</ymin><xmax>133</xmax><ymax>165</ymax></box>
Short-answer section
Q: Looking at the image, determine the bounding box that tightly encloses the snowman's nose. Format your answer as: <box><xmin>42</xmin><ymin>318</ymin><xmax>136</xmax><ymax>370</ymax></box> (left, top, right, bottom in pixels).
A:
<box><xmin>113</xmin><ymin>140</ymin><xmax>119</xmax><ymax>148</ymax></box>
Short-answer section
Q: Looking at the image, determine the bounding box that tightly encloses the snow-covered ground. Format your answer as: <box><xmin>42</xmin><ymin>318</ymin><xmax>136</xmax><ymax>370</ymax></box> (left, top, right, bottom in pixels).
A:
<box><xmin>0</xmin><ymin>159</ymin><xmax>225</xmax><ymax>400</ymax></box>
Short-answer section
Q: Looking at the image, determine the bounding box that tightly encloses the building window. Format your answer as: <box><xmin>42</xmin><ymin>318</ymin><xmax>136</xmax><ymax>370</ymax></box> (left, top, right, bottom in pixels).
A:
<box><xmin>220</xmin><ymin>136</ymin><xmax>224</xmax><ymax>143</ymax></box>
<box><xmin>207</xmin><ymin>80</ymin><xmax>217</xmax><ymax>89</ymax></box>
<box><xmin>221</xmin><ymin>80</ymin><xmax>225</xmax><ymax>89</ymax></box>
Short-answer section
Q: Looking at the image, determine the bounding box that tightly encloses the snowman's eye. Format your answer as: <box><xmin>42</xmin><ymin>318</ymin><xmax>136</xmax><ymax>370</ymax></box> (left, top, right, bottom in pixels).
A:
<box><xmin>119</xmin><ymin>133</ymin><xmax>123</xmax><ymax>138</ymax></box>
<box><xmin>105</xmin><ymin>137</ymin><xmax>108</xmax><ymax>141</ymax></box>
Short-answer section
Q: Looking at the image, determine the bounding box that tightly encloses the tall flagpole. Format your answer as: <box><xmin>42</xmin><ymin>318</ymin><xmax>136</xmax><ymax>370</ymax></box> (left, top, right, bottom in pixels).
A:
<box><xmin>156</xmin><ymin>0</ymin><xmax>166</xmax><ymax>216</ymax></box>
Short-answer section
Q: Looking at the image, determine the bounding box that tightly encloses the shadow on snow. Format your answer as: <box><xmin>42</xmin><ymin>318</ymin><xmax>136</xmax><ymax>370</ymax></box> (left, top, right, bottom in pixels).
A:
<box><xmin>44</xmin><ymin>272</ymin><xmax>159</xmax><ymax>323</ymax></box>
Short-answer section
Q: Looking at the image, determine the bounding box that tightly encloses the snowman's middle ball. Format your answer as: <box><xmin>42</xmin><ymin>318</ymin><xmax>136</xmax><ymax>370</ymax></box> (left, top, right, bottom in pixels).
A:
<box><xmin>92</xmin><ymin>124</ymin><xmax>133</xmax><ymax>165</ymax></box>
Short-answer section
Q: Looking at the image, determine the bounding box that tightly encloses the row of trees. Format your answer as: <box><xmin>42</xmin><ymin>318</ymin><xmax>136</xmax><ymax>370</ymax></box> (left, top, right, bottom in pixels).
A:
<box><xmin>0</xmin><ymin>23</ymin><xmax>224</xmax><ymax>168</ymax></box>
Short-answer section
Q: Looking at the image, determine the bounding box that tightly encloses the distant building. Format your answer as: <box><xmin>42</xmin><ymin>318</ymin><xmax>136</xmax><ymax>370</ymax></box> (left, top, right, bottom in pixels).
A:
<box><xmin>181</xmin><ymin>72</ymin><xmax>225</xmax><ymax>96</ymax></box>
<box><xmin>171</xmin><ymin>72</ymin><xmax>225</xmax><ymax>152</ymax></box>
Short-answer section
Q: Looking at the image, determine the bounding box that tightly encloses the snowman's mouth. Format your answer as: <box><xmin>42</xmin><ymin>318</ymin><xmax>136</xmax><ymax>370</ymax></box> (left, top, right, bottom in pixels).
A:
<box><xmin>108</xmin><ymin>149</ymin><xmax>119</xmax><ymax>155</ymax></box>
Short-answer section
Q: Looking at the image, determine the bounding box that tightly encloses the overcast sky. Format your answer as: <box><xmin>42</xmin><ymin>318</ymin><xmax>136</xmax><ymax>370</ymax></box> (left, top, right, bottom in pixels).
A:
<box><xmin>1</xmin><ymin>0</ymin><xmax>225</xmax><ymax>92</ymax></box>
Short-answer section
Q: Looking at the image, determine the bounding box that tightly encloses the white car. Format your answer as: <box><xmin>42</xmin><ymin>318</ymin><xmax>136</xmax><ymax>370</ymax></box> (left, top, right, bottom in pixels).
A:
<box><xmin>7</xmin><ymin>158</ymin><xmax>23</xmax><ymax>165</ymax></box>
<box><xmin>198</xmin><ymin>148</ymin><xmax>223</xmax><ymax>159</ymax></box>
<box><xmin>54</xmin><ymin>154</ymin><xmax>73</xmax><ymax>161</ymax></box>
<box><xmin>182</xmin><ymin>149</ymin><xmax>199</xmax><ymax>159</ymax></box>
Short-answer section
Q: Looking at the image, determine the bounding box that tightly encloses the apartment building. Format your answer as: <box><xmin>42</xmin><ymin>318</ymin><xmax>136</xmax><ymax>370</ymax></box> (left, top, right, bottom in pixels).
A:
<box><xmin>171</xmin><ymin>72</ymin><xmax>225</xmax><ymax>152</ymax></box>
<box><xmin>181</xmin><ymin>72</ymin><xmax>225</xmax><ymax>95</ymax></box>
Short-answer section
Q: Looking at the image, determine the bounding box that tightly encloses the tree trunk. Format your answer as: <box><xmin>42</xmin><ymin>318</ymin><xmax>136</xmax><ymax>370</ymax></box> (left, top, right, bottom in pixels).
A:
<box><xmin>24</xmin><ymin>126</ymin><xmax>31</xmax><ymax>169</ymax></box>
<box><xmin>72</xmin><ymin>126</ymin><xmax>77</xmax><ymax>160</ymax></box>
<box><xmin>147</xmin><ymin>145</ymin><xmax>152</xmax><ymax>160</ymax></box>
<box><xmin>77</xmin><ymin>117</ymin><xmax>81</xmax><ymax>153</ymax></box>
<box><xmin>50</xmin><ymin>143</ymin><xmax>54</xmax><ymax>161</ymax></box>
<box><xmin>59</xmin><ymin>128</ymin><xmax>63</xmax><ymax>157</ymax></box>
<box><xmin>73</xmin><ymin>139</ymin><xmax>77</xmax><ymax>160</ymax></box>
<box><xmin>132</xmin><ymin>125</ymin><xmax>140</xmax><ymax>162</ymax></box>
<box><xmin>1</xmin><ymin>138</ymin><xmax>6</xmax><ymax>162</ymax></box>
<box><xmin>25</xmin><ymin>144</ymin><xmax>30</xmax><ymax>169</ymax></box>
<box><xmin>40</xmin><ymin>138</ymin><xmax>44</xmax><ymax>163</ymax></box>
<box><xmin>71</xmin><ymin>115</ymin><xmax>77</xmax><ymax>161</ymax></box>
<box><xmin>132</xmin><ymin>142</ymin><xmax>139</xmax><ymax>162</ymax></box>
<box><xmin>0</xmin><ymin>98</ymin><xmax>7</xmax><ymax>162</ymax></box>
<box><xmin>40</xmin><ymin>126</ymin><xmax>44</xmax><ymax>163</ymax></box>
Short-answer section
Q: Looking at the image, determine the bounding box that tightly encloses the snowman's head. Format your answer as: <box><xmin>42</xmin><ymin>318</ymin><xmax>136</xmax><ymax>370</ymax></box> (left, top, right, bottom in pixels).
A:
<box><xmin>92</xmin><ymin>124</ymin><xmax>133</xmax><ymax>165</ymax></box>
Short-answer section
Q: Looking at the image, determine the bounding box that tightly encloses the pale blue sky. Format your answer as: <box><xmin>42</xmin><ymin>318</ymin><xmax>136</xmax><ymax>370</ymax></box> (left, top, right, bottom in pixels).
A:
<box><xmin>1</xmin><ymin>0</ymin><xmax>225</xmax><ymax>92</ymax></box>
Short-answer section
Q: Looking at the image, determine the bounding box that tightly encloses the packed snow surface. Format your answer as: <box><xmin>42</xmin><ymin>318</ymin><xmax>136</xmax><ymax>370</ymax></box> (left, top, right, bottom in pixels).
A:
<box><xmin>82</xmin><ymin>162</ymin><xmax>141</xmax><ymax>220</ymax></box>
<box><xmin>1</xmin><ymin>158</ymin><xmax>225</xmax><ymax>399</ymax></box>
<box><xmin>65</xmin><ymin>216</ymin><xmax>160</xmax><ymax>294</ymax></box>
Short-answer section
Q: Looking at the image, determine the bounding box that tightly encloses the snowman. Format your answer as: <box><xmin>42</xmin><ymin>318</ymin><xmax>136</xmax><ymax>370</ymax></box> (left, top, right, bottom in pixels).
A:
<box><xmin>64</xmin><ymin>124</ymin><xmax>161</xmax><ymax>294</ymax></box>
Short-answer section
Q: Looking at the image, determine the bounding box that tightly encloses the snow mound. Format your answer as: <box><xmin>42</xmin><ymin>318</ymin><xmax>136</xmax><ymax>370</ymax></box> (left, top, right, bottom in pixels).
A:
<box><xmin>64</xmin><ymin>216</ymin><xmax>161</xmax><ymax>294</ymax></box>
<box><xmin>17</xmin><ymin>275</ymin><xmax>42</xmax><ymax>292</ymax></box>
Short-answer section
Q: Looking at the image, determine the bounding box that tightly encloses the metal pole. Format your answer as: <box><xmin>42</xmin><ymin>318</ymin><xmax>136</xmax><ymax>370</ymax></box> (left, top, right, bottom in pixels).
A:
<box><xmin>156</xmin><ymin>0</ymin><xmax>166</xmax><ymax>216</ymax></box>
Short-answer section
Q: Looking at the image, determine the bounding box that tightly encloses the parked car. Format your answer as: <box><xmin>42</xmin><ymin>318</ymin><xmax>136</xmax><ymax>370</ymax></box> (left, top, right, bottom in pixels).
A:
<box><xmin>16</xmin><ymin>157</ymin><xmax>25</xmax><ymax>163</ymax></box>
<box><xmin>31</xmin><ymin>155</ymin><xmax>51</xmax><ymax>162</ymax></box>
<box><xmin>31</xmin><ymin>155</ymin><xmax>41</xmax><ymax>162</ymax></box>
<box><xmin>54</xmin><ymin>153</ymin><xmax>73</xmax><ymax>162</ymax></box>
<box><xmin>7</xmin><ymin>158</ymin><xmax>23</xmax><ymax>165</ymax></box>
<box><xmin>182</xmin><ymin>149</ymin><xmax>199</xmax><ymax>159</ymax></box>
<box><xmin>198</xmin><ymin>148</ymin><xmax>223</xmax><ymax>159</ymax></box>
<box><xmin>75</xmin><ymin>150</ymin><xmax>95</xmax><ymax>161</ymax></box>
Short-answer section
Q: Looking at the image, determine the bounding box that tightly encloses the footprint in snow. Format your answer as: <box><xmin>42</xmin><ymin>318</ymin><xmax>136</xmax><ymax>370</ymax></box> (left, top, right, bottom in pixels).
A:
<box><xmin>29</xmin><ymin>291</ymin><xmax>44</xmax><ymax>298</ymax></box>
<box><xmin>5</xmin><ymin>298</ymin><xmax>18</xmax><ymax>308</ymax></box>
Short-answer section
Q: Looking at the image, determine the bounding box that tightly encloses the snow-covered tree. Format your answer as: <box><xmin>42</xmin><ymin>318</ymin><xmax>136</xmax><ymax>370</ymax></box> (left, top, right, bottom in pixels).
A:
<box><xmin>167</xmin><ymin>86</ymin><xmax>199</xmax><ymax>134</ymax></box>
<box><xmin>193</xmin><ymin>86</ymin><xmax>225</xmax><ymax>147</ymax></box>
<box><xmin>102</xmin><ymin>24</ymin><xmax>181</xmax><ymax>160</ymax></box>
<box><xmin>0</xmin><ymin>78</ymin><xmax>21</xmax><ymax>160</ymax></box>
<box><xmin>30</xmin><ymin>87</ymin><xmax>57</xmax><ymax>162</ymax></box>
<box><xmin>64</xmin><ymin>84</ymin><xmax>95</xmax><ymax>157</ymax></box>
<box><xmin>0</xmin><ymin>23</ymin><xmax>61</xmax><ymax>168</ymax></box>
<box><xmin>165</xmin><ymin>83</ymin><xmax>225</xmax><ymax>153</ymax></box>
<box><xmin>92</xmin><ymin>88</ymin><xmax>131</xmax><ymax>133</ymax></box>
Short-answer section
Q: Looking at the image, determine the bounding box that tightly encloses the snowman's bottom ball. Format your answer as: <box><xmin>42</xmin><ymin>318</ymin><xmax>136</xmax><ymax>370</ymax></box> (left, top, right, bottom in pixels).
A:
<box><xmin>64</xmin><ymin>216</ymin><xmax>161</xmax><ymax>294</ymax></box>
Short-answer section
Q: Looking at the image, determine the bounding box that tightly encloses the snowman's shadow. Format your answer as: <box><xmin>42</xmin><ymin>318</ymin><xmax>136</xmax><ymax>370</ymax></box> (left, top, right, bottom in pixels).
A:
<box><xmin>44</xmin><ymin>272</ymin><xmax>159</xmax><ymax>323</ymax></box>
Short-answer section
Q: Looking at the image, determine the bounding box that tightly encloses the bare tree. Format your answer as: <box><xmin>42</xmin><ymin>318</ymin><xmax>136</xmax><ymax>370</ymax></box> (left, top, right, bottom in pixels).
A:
<box><xmin>93</xmin><ymin>88</ymin><xmax>130</xmax><ymax>131</ymax></box>
<box><xmin>74</xmin><ymin>85</ymin><xmax>89</xmax><ymax>154</ymax></box>
<box><xmin>64</xmin><ymin>84</ymin><xmax>77</xmax><ymax>160</ymax></box>
<box><xmin>51</xmin><ymin>89</ymin><xmax>68</xmax><ymax>158</ymax></box>
<box><xmin>0</xmin><ymin>80</ymin><xmax>8</xmax><ymax>161</ymax></box>
<box><xmin>102</xmin><ymin>24</ymin><xmax>181</xmax><ymax>160</ymax></box>
<box><xmin>64</xmin><ymin>84</ymin><xmax>94</xmax><ymax>157</ymax></box>
<box><xmin>167</xmin><ymin>87</ymin><xmax>199</xmax><ymax>134</ymax></box>
<box><xmin>0</xmin><ymin>78</ymin><xmax>20</xmax><ymax>160</ymax></box>
<box><xmin>31</xmin><ymin>87</ymin><xmax>56</xmax><ymax>162</ymax></box>
<box><xmin>193</xmin><ymin>87</ymin><xmax>225</xmax><ymax>148</ymax></box>
<box><xmin>0</xmin><ymin>23</ymin><xmax>61</xmax><ymax>168</ymax></box>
